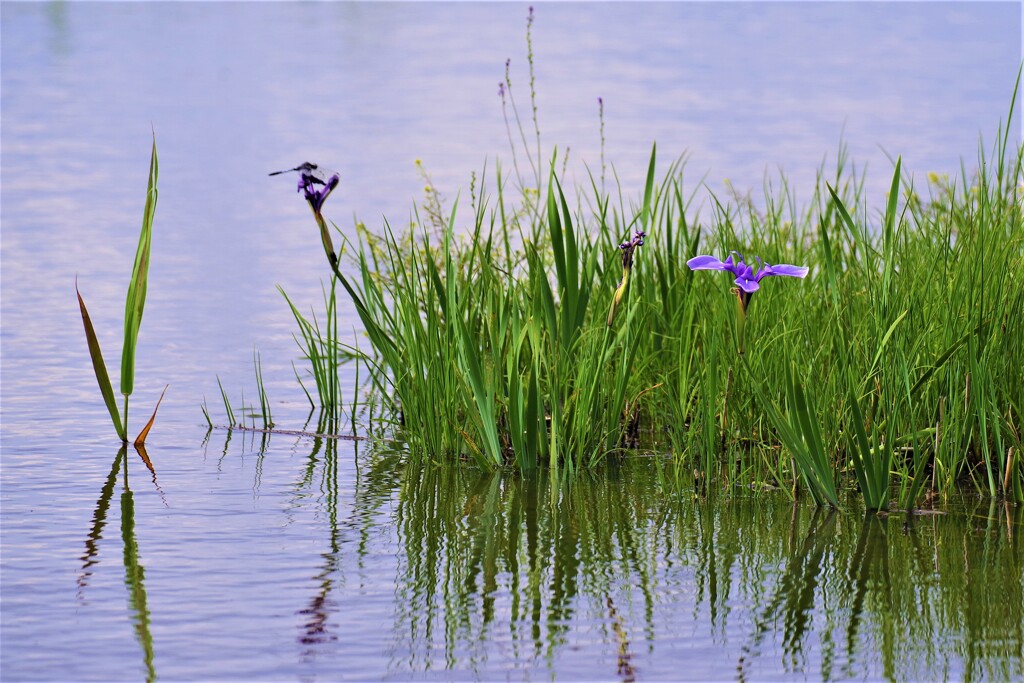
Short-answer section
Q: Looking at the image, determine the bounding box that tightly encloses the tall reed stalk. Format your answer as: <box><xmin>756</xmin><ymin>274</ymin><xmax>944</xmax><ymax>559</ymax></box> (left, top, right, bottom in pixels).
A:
<box><xmin>78</xmin><ymin>136</ymin><xmax>165</xmax><ymax>446</ymax></box>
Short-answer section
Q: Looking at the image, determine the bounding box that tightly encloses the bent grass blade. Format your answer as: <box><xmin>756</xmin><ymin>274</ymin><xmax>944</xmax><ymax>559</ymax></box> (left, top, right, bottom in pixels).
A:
<box><xmin>76</xmin><ymin>281</ymin><xmax>126</xmax><ymax>441</ymax></box>
<box><xmin>134</xmin><ymin>384</ymin><xmax>168</xmax><ymax>447</ymax></box>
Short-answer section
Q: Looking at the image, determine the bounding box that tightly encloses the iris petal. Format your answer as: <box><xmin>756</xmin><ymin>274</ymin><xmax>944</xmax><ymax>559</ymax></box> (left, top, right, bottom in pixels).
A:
<box><xmin>735</xmin><ymin>277</ymin><xmax>759</xmax><ymax>293</ymax></box>
<box><xmin>687</xmin><ymin>255</ymin><xmax>728</xmax><ymax>271</ymax></box>
<box><xmin>761</xmin><ymin>263</ymin><xmax>808</xmax><ymax>279</ymax></box>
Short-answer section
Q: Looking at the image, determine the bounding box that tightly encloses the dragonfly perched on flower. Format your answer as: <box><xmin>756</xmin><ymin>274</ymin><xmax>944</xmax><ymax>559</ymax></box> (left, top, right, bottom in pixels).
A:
<box><xmin>269</xmin><ymin>162</ymin><xmax>339</xmax><ymax>188</ymax></box>
<box><xmin>270</xmin><ymin>162</ymin><xmax>342</xmax><ymax>273</ymax></box>
<box><xmin>270</xmin><ymin>162</ymin><xmax>340</xmax><ymax>214</ymax></box>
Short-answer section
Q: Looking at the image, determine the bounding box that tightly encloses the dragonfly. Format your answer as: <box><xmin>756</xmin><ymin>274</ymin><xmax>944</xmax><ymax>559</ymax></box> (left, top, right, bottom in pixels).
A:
<box><xmin>268</xmin><ymin>162</ymin><xmax>338</xmax><ymax>187</ymax></box>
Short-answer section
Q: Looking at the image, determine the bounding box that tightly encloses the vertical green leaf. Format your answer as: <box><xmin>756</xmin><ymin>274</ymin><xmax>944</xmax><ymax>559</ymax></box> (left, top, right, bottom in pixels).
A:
<box><xmin>120</xmin><ymin>134</ymin><xmax>159</xmax><ymax>398</ymax></box>
<box><xmin>640</xmin><ymin>143</ymin><xmax>657</xmax><ymax>232</ymax></box>
<box><xmin>819</xmin><ymin>215</ymin><xmax>840</xmax><ymax>312</ymax></box>
<box><xmin>880</xmin><ymin>157</ymin><xmax>902</xmax><ymax>311</ymax></box>
<box><xmin>546</xmin><ymin>168</ymin><xmax>568</xmax><ymax>303</ymax></box>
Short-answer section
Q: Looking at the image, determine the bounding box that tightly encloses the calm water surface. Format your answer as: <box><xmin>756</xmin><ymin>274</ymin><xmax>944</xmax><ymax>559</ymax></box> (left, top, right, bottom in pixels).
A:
<box><xmin>2</xmin><ymin>2</ymin><xmax>1022</xmax><ymax>681</ymax></box>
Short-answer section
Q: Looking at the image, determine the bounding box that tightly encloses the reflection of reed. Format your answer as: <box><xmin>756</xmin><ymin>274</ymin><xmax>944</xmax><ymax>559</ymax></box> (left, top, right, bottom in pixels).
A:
<box><xmin>121</xmin><ymin>465</ymin><xmax>155</xmax><ymax>683</ymax></box>
<box><xmin>388</xmin><ymin>461</ymin><xmax>662</xmax><ymax>678</ymax></box>
<box><xmin>726</xmin><ymin>498</ymin><xmax>1023</xmax><ymax>681</ymax></box>
<box><xmin>741</xmin><ymin>505</ymin><xmax>835</xmax><ymax>679</ymax></box>
<box><xmin>295</xmin><ymin>434</ymin><xmax>397</xmax><ymax>663</ymax></box>
<box><xmin>297</xmin><ymin>435</ymin><xmax>341</xmax><ymax>655</ymax></box>
<box><xmin>133</xmin><ymin>442</ymin><xmax>166</xmax><ymax>506</ymax></box>
<box><xmin>280</xmin><ymin>451</ymin><xmax>1022</xmax><ymax>679</ymax></box>
<box><xmin>738</xmin><ymin>506</ymin><xmax>837</xmax><ymax>678</ymax></box>
<box><xmin>605</xmin><ymin>594</ymin><xmax>636</xmax><ymax>682</ymax></box>
<box><xmin>78</xmin><ymin>446</ymin><xmax>156</xmax><ymax>682</ymax></box>
<box><xmin>78</xmin><ymin>446</ymin><xmax>126</xmax><ymax>595</ymax></box>
<box><xmin>844</xmin><ymin>514</ymin><xmax>890</xmax><ymax>677</ymax></box>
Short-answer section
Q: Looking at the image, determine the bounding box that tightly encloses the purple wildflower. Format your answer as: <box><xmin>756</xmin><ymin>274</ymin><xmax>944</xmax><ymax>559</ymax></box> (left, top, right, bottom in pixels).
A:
<box><xmin>300</xmin><ymin>172</ymin><xmax>340</xmax><ymax>215</ymax></box>
<box><xmin>269</xmin><ymin>162</ymin><xmax>340</xmax><ymax>215</ymax></box>
<box><xmin>619</xmin><ymin>229</ymin><xmax>646</xmax><ymax>269</ymax></box>
<box><xmin>687</xmin><ymin>251</ymin><xmax>807</xmax><ymax>305</ymax></box>
<box><xmin>687</xmin><ymin>252</ymin><xmax>807</xmax><ymax>353</ymax></box>
<box><xmin>270</xmin><ymin>162</ymin><xmax>342</xmax><ymax>275</ymax></box>
<box><xmin>607</xmin><ymin>229</ymin><xmax>647</xmax><ymax>326</ymax></box>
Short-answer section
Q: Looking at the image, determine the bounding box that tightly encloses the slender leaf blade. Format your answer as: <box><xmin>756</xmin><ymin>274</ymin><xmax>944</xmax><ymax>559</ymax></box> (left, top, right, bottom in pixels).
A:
<box><xmin>77</xmin><ymin>282</ymin><xmax>126</xmax><ymax>441</ymax></box>
<box><xmin>121</xmin><ymin>135</ymin><xmax>159</xmax><ymax>397</ymax></box>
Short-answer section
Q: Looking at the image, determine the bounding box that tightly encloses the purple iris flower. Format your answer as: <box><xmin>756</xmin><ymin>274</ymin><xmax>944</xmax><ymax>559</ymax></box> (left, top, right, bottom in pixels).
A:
<box><xmin>619</xmin><ymin>229</ymin><xmax>646</xmax><ymax>268</ymax></box>
<box><xmin>607</xmin><ymin>229</ymin><xmax>647</xmax><ymax>326</ymax></box>
<box><xmin>269</xmin><ymin>162</ymin><xmax>340</xmax><ymax>215</ymax></box>
<box><xmin>300</xmin><ymin>172</ymin><xmax>340</xmax><ymax>215</ymax></box>
<box><xmin>687</xmin><ymin>252</ymin><xmax>807</xmax><ymax>299</ymax></box>
<box><xmin>688</xmin><ymin>252</ymin><xmax>807</xmax><ymax>354</ymax></box>
<box><xmin>270</xmin><ymin>162</ymin><xmax>343</xmax><ymax>275</ymax></box>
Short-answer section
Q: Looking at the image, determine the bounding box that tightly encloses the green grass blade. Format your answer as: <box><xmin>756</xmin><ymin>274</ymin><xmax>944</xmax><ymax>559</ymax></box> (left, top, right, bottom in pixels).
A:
<box><xmin>880</xmin><ymin>157</ymin><xmax>902</xmax><ymax>308</ymax></box>
<box><xmin>818</xmin><ymin>214</ymin><xmax>840</xmax><ymax>312</ymax></box>
<box><xmin>641</xmin><ymin>143</ymin><xmax>657</xmax><ymax>231</ymax></box>
<box><xmin>76</xmin><ymin>281</ymin><xmax>126</xmax><ymax>441</ymax></box>
<box><xmin>883</xmin><ymin>157</ymin><xmax>902</xmax><ymax>240</ymax></box>
<box><xmin>546</xmin><ymin>160</ymin><xmax>568</xmax><ymax>299</ymax></box>
<box><xmin>216</xmin><ymin>374</ymin><xmax>236</xmax><ymax>427</ymax></box>
<box><xmin>826</xmin><ymin>182</ymin><xmax>858</xmax><ymax>235</ymax></box>
<box><xmin>120</xmin><ymin>134</ymin><xmax>159</xmax><ymax>399</ymax></box>
<box><xmin>846</xmin><ymin>378</ymin><xmax>887</xmax><ymax>510</ymax></box>
<box><xmin>908</xmin><ymin>320</ymin><xmax>987</xmax><ymax>397</ymax></box>
<box><xmin>866</xmin><ymin>309</ymin><xmax>908</xmax><ymax>380</ymax></box>
<box><xmin>788</xmin><ymin>365</ymin><xmax>841</xmax><ymax>508</ymax></box>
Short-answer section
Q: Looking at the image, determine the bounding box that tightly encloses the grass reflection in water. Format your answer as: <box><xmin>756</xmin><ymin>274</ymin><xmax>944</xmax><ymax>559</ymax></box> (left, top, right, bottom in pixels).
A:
<box><xmin>334</xmin><ymin>453</ymin><xmax>1021</xmax><ymax>679</ymax></box>
<box><xmin>79</xmin><ymin>446</ymin><xmax>158</xmax><ymax>683</ymax></box>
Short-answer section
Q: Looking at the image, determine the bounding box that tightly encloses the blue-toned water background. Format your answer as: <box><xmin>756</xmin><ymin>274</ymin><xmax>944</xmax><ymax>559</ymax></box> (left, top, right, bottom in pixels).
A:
<box><xmin>2</xmin><ymin>2</ymin><xmax>1022</xmax><ymax>681</ymax></box>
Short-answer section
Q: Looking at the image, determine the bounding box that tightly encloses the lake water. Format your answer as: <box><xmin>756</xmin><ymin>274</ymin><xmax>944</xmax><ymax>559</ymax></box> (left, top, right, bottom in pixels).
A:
<box><xmin>1</xmin><ymin>2</ymin><xmax>1022</xmax><ymax>681</ymax></box>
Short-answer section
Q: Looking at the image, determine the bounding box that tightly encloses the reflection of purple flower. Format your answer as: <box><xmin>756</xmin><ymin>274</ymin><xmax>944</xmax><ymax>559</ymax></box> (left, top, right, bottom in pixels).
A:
<box><xmin>301</xmin><ymin>173</ymin><xmax>340</xmax><ymax>215</ymax></box>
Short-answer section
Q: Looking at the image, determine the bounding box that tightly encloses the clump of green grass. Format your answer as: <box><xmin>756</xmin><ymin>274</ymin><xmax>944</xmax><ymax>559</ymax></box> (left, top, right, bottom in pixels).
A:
<box><xmin>330</xmin><ymin>92</ymin><xmax>1019</xmax><ymax>507</ymax></box>
<box><xmin>663</xmin><ymin>97</ymin><xmax>1022</xmax><ymax>506</ymax></box>
<box><xmin>206</xmin><ymin>348</ymin><xmax>276</xmax><ymax>432</ymax></box>
<box><xmin>320</xmin><ymin>147</ymin><xmax>658</xmax><ymax>472</ymax></box>
<box><xmin>250</xmin><ymin>9</ymin><xmax>1021</xmax><ymax>508</ymax></box>
<box><xmin>77</xmin><ymin>135</ymin><xmax>166</xmax><ymax>446</ymax></box>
